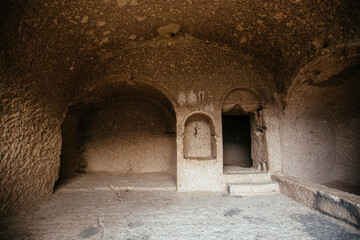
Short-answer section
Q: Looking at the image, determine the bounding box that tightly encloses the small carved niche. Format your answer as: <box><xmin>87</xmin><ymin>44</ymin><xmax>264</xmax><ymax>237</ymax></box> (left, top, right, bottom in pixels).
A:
<box><xmin>183</xmin><ymin>113</ymin><xmax>216</xmax><ymax>160</ymax></box>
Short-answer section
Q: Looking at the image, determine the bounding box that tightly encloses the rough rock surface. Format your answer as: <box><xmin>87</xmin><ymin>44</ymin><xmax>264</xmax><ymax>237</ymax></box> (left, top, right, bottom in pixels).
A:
<box><xmin>281</xmin><ymin>54</ymin><xmax>360</xmax><ymax>185</ymax></box>
<box><xmin>1</xmin><ymin>0</ymin><xmax>360</xmax><ymax>215</ymax></box>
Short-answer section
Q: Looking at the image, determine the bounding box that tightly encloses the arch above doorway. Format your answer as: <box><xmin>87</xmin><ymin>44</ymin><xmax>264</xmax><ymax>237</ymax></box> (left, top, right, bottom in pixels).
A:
<box><xmin>221</xmin><ymin>87</ymin><xmax>268</xmax><ymax>172</ymax></box>
<box><xmin>221</xmin><ymin>87</ymin><xmax>263</xmax><ymax>114</ymax></box>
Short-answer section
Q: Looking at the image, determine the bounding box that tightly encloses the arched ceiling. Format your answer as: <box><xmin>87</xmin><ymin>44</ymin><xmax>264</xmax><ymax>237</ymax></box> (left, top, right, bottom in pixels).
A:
<box><xmin>1</xmin><ymin>0</ymin><xmax>359</xmax><ymax>95</ymax></box>
<box><xmin>71</xmin><ymin>81</ymin><xmax>177</xmax><ymax>115</ymax></box>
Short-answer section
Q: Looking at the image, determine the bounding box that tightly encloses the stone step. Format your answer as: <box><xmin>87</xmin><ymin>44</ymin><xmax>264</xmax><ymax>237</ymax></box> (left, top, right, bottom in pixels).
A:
<box><xmin>224</xmin><ymin>172</ymin><xmax>271</xmax><ymax>183</ymax></box>
<box><xmin>227</xmin><ymin>182</ymin><xmax>279</xmax><ymax>196</ymax></box>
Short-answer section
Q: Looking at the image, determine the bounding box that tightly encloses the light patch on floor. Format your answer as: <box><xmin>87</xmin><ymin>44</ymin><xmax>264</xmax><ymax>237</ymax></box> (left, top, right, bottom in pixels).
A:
<box><xmin>55</xmin><ymin>172</ymin><xmax>176</xmax><ymax>192</ymax></box>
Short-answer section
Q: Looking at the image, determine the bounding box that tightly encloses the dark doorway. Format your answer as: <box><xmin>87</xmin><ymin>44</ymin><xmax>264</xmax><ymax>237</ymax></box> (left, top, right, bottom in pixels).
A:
<box><xmin>222</xmin><ymin>115</ymin><xmax>252</xmax><ymax>168</ymax></box>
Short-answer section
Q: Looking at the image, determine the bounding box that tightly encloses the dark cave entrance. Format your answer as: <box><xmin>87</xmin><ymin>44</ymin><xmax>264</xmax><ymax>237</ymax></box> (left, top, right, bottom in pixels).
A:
<box><xmin>222</xmin><ymin>114</ymin><xmax>252</xmax><ymax>168</ymax></box>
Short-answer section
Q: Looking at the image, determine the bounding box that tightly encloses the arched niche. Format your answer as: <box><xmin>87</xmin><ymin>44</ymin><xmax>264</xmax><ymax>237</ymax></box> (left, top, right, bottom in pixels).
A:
<box><xmin>283</xmin><ymin>57</ymin><xmax>360</xmax><ymax>191</ymax></box>
<box><xmin>57</xmin><ymin>82</ymin><xmax>178</xmax><ymax>186</ymax></box>
<box><xmin>183</xmin><ymin>113</ymin><xmax>216</xmax><ymax>160</ymax></box>
<box><xmin>221</xmin><ymin>88</ymin><xmax>267</xmax><ymax>172</ymax></box>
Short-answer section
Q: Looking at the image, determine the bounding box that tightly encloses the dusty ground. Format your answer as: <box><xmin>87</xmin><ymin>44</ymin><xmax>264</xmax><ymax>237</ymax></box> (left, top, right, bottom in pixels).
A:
<box><xmin>0</xmin><ymin>173</ymin><xmax>359</xmax><ymax>240</ymax></box>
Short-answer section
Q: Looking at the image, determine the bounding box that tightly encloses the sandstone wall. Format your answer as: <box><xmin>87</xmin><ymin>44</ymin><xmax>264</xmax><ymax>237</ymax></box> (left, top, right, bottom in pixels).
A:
<box><xmin>2</xmin><ymin>0</ymin><xmax>358</xmax><ymax>213</ymax></box>
<box><xmin>82</xmin><ymin>100</ymin><xmax>176</xmax><ymax>175</ymax></box>
<box><xmin>1</xmin><ymin>35</ymin><xmax>276</xmax><ymax>213</ymax></box>
<box><xmin>281</xmin><ymin>55</ymin><xmax>360</xmax><ymax>185</ymax></box>
<box><xmin>68</xmin><ymin>39</ymin><xmax>276</xmax><ymax>192</ymax></box>
<box><xmin>0</xmin><ymin>83</ymin><xmax>65</xmax><ymax>213</ymax></box>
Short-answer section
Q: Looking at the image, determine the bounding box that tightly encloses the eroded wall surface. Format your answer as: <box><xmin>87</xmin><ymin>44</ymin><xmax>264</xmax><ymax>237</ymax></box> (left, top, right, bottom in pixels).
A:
<box><xmin>1</xmin><ymin>35</ymin><xmax>277</xmax><ymax>213</ymax></box>
<box><xmin>1</xmin><ymin>0</ymin><xmax>359</xmax><ymax>214</ymax></box>
<box><xmin>281</xmin><ymin>56</ymin><xmax>360</xmax><ymax>185</ymax></box>
<box><xmin>0</xmin><ymin>84</ymin><xmax>64</xmax><ymax>213</ymax></box>
<box><xmin>82</xmin><ymin>100</ymin><xmax>176</xmax><ymax>175</ymax></box>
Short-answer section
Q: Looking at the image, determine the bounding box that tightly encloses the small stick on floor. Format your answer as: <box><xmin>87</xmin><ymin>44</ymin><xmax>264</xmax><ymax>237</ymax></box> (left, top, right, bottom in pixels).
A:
<box><xmin>108</xmin><ymin>184</ymin><xmax>122</xmax><ymax>202</ymax></box>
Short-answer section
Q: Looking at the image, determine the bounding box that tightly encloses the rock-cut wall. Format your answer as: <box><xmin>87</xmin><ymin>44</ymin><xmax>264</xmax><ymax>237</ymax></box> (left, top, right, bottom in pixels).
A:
<box><xmin>0</xmin><ymin>83</ymin><xmax>65</xmax><ymax>214</ymax></box>
<box><xmin>1</xmin><ymin>34</ymin><xmax>275</xmax><ymax>213</ymax></box>
<box><xmin>81</xmin><ymin>100</ymin><xmax>176</xmax><ymax>175</ymax></box>
<box><xmin>281</xmin><ymin>54</ymin><xmax>360</xmax><ymax>186</ymax></box>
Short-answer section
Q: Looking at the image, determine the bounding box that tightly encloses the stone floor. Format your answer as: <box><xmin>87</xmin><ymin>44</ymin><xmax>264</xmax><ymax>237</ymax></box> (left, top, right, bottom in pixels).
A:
<box><xmin>55</xmin><ymin>172</ymin><xmax>177</xmax><ymax>192</ymax></box>
<box><xmin>1</xmin><ymin>173</ymin><xmax>359</xmax><ymax>240</ymax></box>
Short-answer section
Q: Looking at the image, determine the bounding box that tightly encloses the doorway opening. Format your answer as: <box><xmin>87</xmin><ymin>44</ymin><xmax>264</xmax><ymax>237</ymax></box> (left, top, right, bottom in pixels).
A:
<box><xmin>222</xmin><ymin>114</ymin><xmax>252</xmax><ymax>170</ymax></box>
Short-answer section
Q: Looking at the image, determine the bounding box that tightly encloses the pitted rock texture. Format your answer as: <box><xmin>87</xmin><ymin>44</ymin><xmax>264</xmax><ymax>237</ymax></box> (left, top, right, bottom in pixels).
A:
<box><xmin>1</xmin><ymin>0</ymin><xmax>359</xmax><ymax>92</ymax></box>
<box><xmin>0</xmin><ymin>89</ymin><xmax>63</xmax><ymax>213</ymax></box>
<box><xmin>0</xmin><ymin>0</ymin><xmax>360</xmax><ymax>214</ymax></box>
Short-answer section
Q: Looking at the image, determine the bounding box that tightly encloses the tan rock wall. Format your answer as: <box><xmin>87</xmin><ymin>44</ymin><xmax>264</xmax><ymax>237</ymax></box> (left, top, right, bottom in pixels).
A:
<box><xmin>0</xmin><ymin>85</ymin><xmax>64</xmax><ymax>213</ymax></box>
<box><xmin>1</xmin><ymin>0</ymin><xmax>358</xmax><ymax>213</ymax></box>
<box><xmin>0</xmin><ymin>38</ymin><xmax>276</xmax><ymax>213</ymax></box>
<box><xmin>281</xmin><ymin>55</ymin><xmax>360</xmax><ymax>185</ymax></box>
<box><xmin>82</xmin><ymin>100</ymin><xmax>176</xmax><ymax>175</ymax></box>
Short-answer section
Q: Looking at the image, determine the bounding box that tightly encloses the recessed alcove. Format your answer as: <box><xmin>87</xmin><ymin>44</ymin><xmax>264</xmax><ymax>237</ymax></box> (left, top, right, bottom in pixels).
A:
<box><xmin>56</xmin><ymin>83</ymin><xmax>177</xmax><ymax>189</ymax></box>
<box><xmin>183</xmin><ymin>113</ymin><xmax>216</xmax><ymax>160</ymax></box>
<box><xmin>282</xmin><ymin>63</ymin><xmax>360</xmax><ymax>192</ymax></box>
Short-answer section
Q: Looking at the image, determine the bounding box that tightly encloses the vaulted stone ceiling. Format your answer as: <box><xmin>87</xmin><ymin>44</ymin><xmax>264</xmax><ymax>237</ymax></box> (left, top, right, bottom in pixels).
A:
<box><xmin>1</xmin><ymin>0</ymin><xmax>360</xmax><ymax>217</ymax></box>
<box><xmin>1</xmin><ymin>0</ymin><xmax>359</xmax><ymax>96</ymax></box>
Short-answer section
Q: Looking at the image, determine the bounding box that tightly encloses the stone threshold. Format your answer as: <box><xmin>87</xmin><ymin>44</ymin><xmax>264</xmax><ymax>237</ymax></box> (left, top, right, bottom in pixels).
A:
<box><xmin>272</xmin><ymin>174</ymin><xmax>360</xmax><ymax>228</ymax></box>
